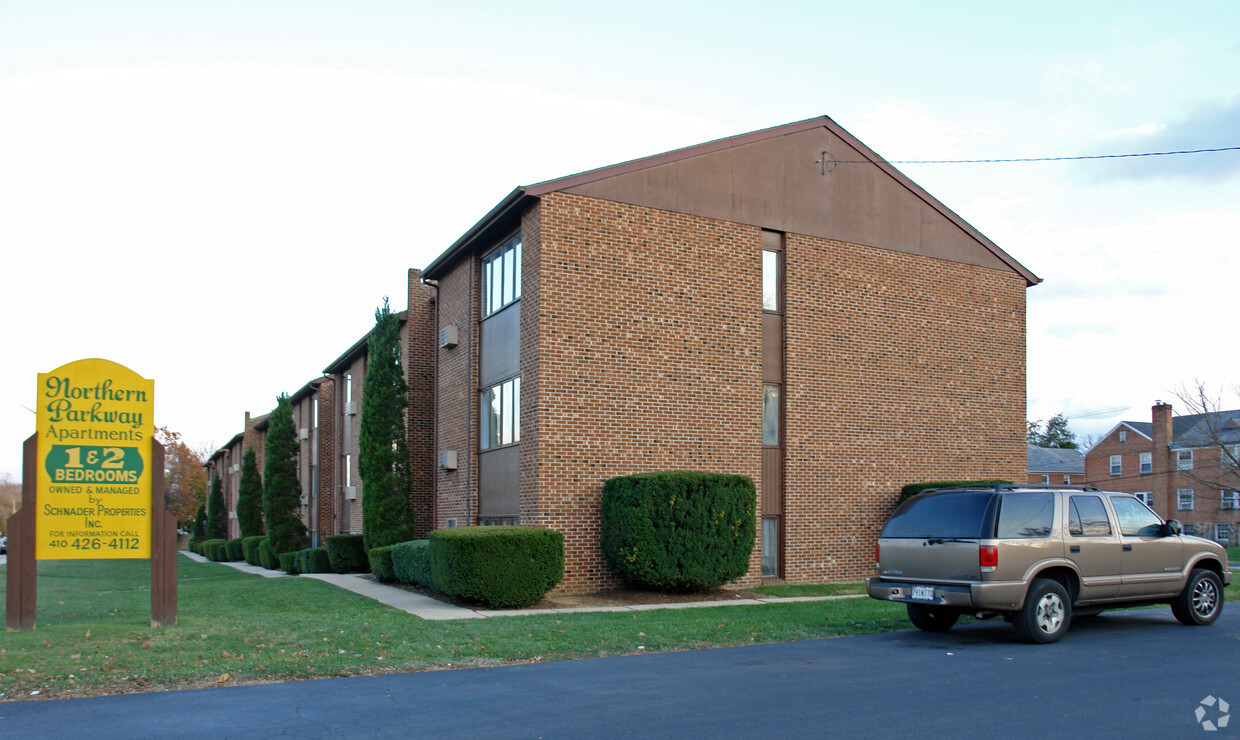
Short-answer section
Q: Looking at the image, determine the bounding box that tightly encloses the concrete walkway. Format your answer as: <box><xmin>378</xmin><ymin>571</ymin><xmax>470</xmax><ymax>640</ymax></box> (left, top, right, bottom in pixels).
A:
<box><xmin>180</xmin><ymin>551</ymin><xmax>859</xmax><ymax>620</ymax></box>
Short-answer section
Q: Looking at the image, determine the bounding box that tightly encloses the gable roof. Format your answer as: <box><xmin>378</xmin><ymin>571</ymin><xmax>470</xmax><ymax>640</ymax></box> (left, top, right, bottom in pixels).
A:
<box><xmin>1027</xmin><ymin>445</ymin><xmax>1086</xmax><ymax>474</ymax></box>
<box><xmin>423</xmin><ymin>116</ymin><xmax>1039</xmax><ymax>286</ymax></box>
<box><xmin>1170</xmin><ymin>409</ymin><xmax>1240</xmax><ymax>449</ymax></box>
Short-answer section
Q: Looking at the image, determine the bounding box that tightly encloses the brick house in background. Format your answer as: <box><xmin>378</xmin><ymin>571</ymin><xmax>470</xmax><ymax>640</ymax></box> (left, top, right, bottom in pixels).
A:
<box><xmin>420</xmin><ymin>116</ymin><xmax>1038</xmax><ymax>592</ymax></box>
<box><xmin>1026</xmin><ymin>445</ymin><xmax>1085</xmax><ymax>486</ymax></box>
<box><xmin>1085</xmin><ymin>401</ymin><xmax>1240</xmax><ymax>546</ymax></box>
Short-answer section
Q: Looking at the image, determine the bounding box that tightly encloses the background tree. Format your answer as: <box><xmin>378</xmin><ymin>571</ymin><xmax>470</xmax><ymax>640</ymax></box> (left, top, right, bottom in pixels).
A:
<box><xmin>236</xmin><ymin>447</ymin><xmax>265</xmax><ymax>538</ymax></box>
<box><xmin>1</xmin><ymin>473</ymin><xmax>20</xmax><ymax>534</ymax></box>
<box><xmin>206</xmin><ymin>473</ymin><xmax>227</xmax><ymax>540</ymax></box>
<box><xmin>1027</xmin><ymin>413</ymin><xmax>1079</xmax><ymax>449</ymax></box>
<box><xmin>263</xmin><ymin>394</ymin><xmax>307</xmax><ymax>554</ymax></box>
<box><xmin>155</xmin><ymin>427</ymin><xmax>209</xmax><ymax>528</ymax></box>
<box><xmin>360</xmin><ymin>297</ymin><xmax>417</xmax><ymax>551</ymax></box>
<box><xmin>190</xmin><ymin>502</ymin><xmax>207</xmax><ymax>542</ymax></box>
<box><xmin>1172</xmin><ymin>381</ymin><xmax>1240</xmax><ymax>490</ymax></box>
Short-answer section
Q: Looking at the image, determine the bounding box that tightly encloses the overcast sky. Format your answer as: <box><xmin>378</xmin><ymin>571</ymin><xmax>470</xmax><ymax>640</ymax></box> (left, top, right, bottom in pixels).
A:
<box><xmin>3</xmin><ymin>1</ymin><xmax>1239</xmax><ymax>480</ymax></box>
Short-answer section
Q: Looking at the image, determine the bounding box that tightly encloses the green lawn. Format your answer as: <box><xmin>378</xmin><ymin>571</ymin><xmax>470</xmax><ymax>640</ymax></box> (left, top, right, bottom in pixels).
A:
<box><xmin>1228</xmin><ymin>546</ymin><xmax>1239</xmax><ymax>562</ymax></box>
<box><xmin>0</xmin><ymin>557</ymin><xmax>909</xmax><ymax>701</ymax></box>
<box><xmin>2</xmin><ymin>557</ymin><xmax>1236</xmax><ymax>702</ymax></box>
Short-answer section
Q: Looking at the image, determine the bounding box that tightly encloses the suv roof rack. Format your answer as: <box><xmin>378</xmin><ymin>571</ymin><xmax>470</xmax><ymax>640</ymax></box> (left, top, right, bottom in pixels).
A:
<box><xmin>924</xmin><ymin>483</ymin><xmax>1100</xmax><ymax>494</ymax></box>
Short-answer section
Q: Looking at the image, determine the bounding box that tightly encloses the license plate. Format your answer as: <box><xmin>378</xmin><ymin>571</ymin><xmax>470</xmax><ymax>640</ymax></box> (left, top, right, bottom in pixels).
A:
<box><xmin>910</xmin><ymin>585</ymin><xmax>935</xmax><ymax>601</ymax></box>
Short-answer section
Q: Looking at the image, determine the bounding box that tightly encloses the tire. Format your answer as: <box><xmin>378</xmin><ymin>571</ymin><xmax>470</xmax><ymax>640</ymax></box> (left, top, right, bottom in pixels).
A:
<box><xmin>1012</xmin><ymin>578</ymin><xmax>1071</xmax><ymax>644</ymax></box>
<box><xmin>907</xmin><ymin>603</ymin><xmax>960</xmax><ymax>632</ymax></box>
<box><xmin>1170</xmin><ymin>568</ymin><xmax>1223</xmax><ymax>626</ymax></box>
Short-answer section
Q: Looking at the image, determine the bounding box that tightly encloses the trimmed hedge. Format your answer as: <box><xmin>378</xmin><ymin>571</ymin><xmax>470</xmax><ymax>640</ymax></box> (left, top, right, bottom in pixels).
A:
<box><xmin>225</xmin><ymin>538</ymin><xmax>244</xmax><ymax>561</ymax></box>
<box><xmin>429</xmin><ymin>526</ymin><xmax>564</xmax><ymax>609</ymax></box>
<box><xmin>326</xmin><ymin>534</ymin><xmax>369</xmax><ymax>573</ymax></box>
<box><xmin>203</xmin><ymin>539</ymin><xmax>228</xmax><ymax>562</ymax></box>
<box><xmin>369</xmin><ymin>546</ymin><xmax>396</xmax><ymax>583</ymax></box>
<box><xmin>279</xmin><ymin>551</ymin><xmax>299</xmax><ymax>575</ymax></box>
<box><xmin>897</xmin><ymin>480</ymin><xmax>1013</xmax><ymax>505</ymax></box>
<box><xmin>259</xmin><ymin>538</ymin><xmax>278</xmax><ymax>571</ymax></box>
<box><xmin>242</xmin><ymin>536</ymin><xmax>266</xmax><ymax>566</ymax></box>
<box><xmin>297</xmin><ymin>547</ymin><xmax>333</xmax><ymax>574</ymax></box>
<box><xmin>392</xmin><ymin>540</ymin><xmax>431</xmax><ymax>586</ymax></box>
<box><xmin>600</xmin><ymin>471</ymin><xmax>756</xmax><ymax>592</ymax></box>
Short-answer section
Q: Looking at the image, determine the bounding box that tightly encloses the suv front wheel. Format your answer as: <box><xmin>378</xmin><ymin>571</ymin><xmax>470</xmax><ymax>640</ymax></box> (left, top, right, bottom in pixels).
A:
<box><xmin>1013</xmin><ymin>578</ymin><xmax>1071</xmax><ymax>644</ymax></box>
<box><xmin>1170</xmin><ymin>568</ymin><xmax>1223</xmax><ymax>626</ymax></box>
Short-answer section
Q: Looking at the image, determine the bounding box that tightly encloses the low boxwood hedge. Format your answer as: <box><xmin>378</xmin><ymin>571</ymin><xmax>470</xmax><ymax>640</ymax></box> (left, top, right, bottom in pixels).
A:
<box><xmin>897</xmin><ymin>480</ymin><xmax>1012</xmax><ymax>504</ymax></box>
<box><xmin>429</xmin><ymin>526</ymin><xmax>563</xmax><ymax>609</ymax></box>
<box><xmin>326</xmin><ymin>534</ymin><xmax>369</xmax><ymax>573</ymax></box>
<box><xmin>225</xmin><ymin>537</ymin><xmax>244</xmax><ymax>561</ymax></box>
<box><xmin>203</xmin><ymin>538</ymin><xmax>228</xmax><ymax>561</ymax></box>
<box><xmin>392</xmin><ymin>540</ymin><xmax>431</xmax><ymax>586</ymax></box>
<box><xmin>369</xmin><ymin>546</ymin><xmax>396</xmax><ymax>583</ymax></box>
<box><xmin>297</xmin><ymin>547</ymin><xmax>333</xmax><ymax>574</ymax></box>
<box><xmin>601</xmin><ymin>471</ymin><xmax>756</xmax><ymax>592</ymax></box>
<box><xmin>279</xmin><ymin>551</ymin><xmax>299</xmax><ymax>575</ymax></box>
<box><xmin>242</xmin><ymin>536</ymin><xmax>266</xmax><ymax>566</ymax></box>
<box><xmin>259</xmin><ymin>538</ymin><xmax>278</xmax><ymax>570</ymax></box>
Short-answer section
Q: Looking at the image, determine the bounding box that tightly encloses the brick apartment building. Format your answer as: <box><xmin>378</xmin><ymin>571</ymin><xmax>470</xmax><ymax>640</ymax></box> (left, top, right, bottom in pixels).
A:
<box><xmin>208</xmin><ymin>116</ymin><xmax>1038</xmax><ymax>592</ymax></box>
<box><xmin>1085</xmin><ymin>401</ymin><xmax>1240</xmax><ymax>546</ymax></box>
<box><xmin>1027</xmin><ymin>445</ymin><xmax>1086</xmax><ymax>486</ymax></box>
<box><xmin>420</xmin><ymin>116</ymin><xmax>1037</xmax><ymax>591</ymax></box>
<box><xmin>204</xmin><ymin>411</ymin><xmax>268</xmax><ymax>540</ymax></box>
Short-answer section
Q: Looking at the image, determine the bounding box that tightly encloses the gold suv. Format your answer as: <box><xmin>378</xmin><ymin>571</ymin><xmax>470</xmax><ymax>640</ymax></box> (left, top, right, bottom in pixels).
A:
<box><xmin>866</xmin><ymin>485</ymin><xmax>1232</xmax><ymax>643</ymax></box>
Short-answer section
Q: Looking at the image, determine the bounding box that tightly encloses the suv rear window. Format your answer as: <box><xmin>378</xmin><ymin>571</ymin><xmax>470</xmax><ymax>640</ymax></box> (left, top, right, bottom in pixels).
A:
<box><xmin>881</xmin><ymin>491</ymin><xmax>994</xmax><ymax>539</ymax></box>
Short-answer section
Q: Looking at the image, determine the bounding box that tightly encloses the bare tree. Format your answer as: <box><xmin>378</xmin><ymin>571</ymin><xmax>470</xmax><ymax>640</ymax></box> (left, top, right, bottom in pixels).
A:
<box><xmin>1171</xmin><ymin>381</ymin><xmax>1240</xmax><ymax>491</ymax></box>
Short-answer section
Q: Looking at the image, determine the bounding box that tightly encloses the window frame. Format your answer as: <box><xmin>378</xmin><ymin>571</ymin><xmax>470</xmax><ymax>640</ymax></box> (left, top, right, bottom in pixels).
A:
<box><xmin>1177</xmin><ymin>449</ymin><xmax>1194</xmax><ymax>471</ymax></box>
<box><xmin>1177</xmin><ymin>488</ymin><xmax>1194</xmax><ymax>511</ymax></box>
<box><xmin>479</xmin><ymin>375</ymin><xmax>521</xmax><ymax>451</ymax></box>
<box><xmin>1133</xmin><ymin>491</ymin><xmax>1152</xmax><ymax>506</ymax></box>
<box><xmin>1109</xmin><ymin>454</ymin><xmax>1122</xmax><ymax>476</ymax></box>
<box><xmin>1139</xmin><ymin>451</ymin><xmax>1152</xmax><ymax>474</ymax></box>
<box><xmin>481</xmin><ymin>234</ymin><xmax>522</xmax><ymax>319</ymax></box>
<box><xmin>1222</xmin><ymin>489</ymin><xmax>1240</xmax><ymax>511</ymax></box>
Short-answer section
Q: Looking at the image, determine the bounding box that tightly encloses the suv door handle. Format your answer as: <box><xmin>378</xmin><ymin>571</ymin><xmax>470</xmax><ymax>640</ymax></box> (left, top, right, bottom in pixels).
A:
<box><xmin>1123</xmin><ymin>544</ymin><xmax>1132</xmax><ymax>552</ymax></box>
<box><xmin>1069</xmin><ymin>546</ymin><xmax>1080</xmax><ymax>553</ymax></box>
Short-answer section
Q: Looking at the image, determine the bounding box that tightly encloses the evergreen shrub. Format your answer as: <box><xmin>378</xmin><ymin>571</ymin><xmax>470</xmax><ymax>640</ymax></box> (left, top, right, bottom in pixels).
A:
<box><xmin>429</xmin><ymin>526</ymin><xmax>563</xmax><ymax>609</ymax></box>
<box><xmin>326</xmin><ymin>534</ymin><xmax>369</xmax><ymax>573</ymax></box>
<box><xmin>242</xmin><ymin>536</ymin><xmax>266</xmax><ymax>566</ymax></box>
<box><xmin>204</xmin><ymin>539</ymin><xmax>228</xmax><ymax>561</ymax></box>
<box><xmin>897</xmin><ymin>480</ymin><xmax>1013</xmax><ymax>505</ymax></box>
<box><xmin>369</xmin><ymin>546</ymin><xmax>396</xmax><ymax>583</ymax></box>
<box><xmin>392</xmin><ymin>540</ymin><xmax>431</xmax><ymax>586</ymax></box>
<box><xmin>279</xmin><ymin>551</ymin><xmax>299</xmax><ymax>575</ymax></box>
<box><xmin>225</xmin><ymin>538</ymin><xmax>244</xmax><ymax>561</ymax></box>
<box><xmin>297</xmin><ymin>547</ymin><xmax>333</xmax><ymax>574</ymax></box>
<box><xmin>259</xmin><ymin>537</ymin><xmax>278</xmax><ymax>570</ymax></box>
<box><xmin>600</xmin><ymin>471</ymin><xmax>756</xmax><ymax>592</ymax></box>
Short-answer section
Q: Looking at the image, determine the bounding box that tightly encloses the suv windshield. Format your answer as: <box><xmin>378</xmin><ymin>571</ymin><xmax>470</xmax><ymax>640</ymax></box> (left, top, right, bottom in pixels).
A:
<box><xmin>881</xmin><ymin>491</ymin><xmax>993</xmax><ymax>539</ymax></box>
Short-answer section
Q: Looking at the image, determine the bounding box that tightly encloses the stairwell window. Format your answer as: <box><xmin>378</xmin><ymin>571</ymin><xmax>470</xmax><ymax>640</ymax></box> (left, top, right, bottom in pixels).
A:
<box><xmin>762</xmin><ymin>250</ymin><xmax>780</xmax><ymax>311</ymax></box>
<box><xmin>480</xmin><ymin>376</ymin><xmax>520</xmax><ymax>450</ymax></box>
<box><xmin>482</xmin><ymin>235</ymin><xmax>522</xmax><ymax>318</ymax></box>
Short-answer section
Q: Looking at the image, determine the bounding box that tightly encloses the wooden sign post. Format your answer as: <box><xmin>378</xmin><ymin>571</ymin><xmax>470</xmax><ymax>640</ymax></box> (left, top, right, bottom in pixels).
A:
<box><xmin>6</xmin><ymin>359</ymin><xmax>176</xmax><ymax>631</ymax></box>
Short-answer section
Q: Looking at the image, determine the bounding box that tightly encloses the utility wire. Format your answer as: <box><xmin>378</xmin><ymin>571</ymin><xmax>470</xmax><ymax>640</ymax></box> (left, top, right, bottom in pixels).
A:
<box><xmin>835</xmin><ymin>145</ymin><xmax>1240</xmax><ymax>165</ymax></box>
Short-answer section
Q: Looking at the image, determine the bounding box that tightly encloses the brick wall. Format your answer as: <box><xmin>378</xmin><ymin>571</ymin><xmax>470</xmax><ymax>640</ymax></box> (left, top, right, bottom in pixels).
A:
<box><xmin>405</xmin><ymin>269</ymin><xmax>438</xmax><ymax>538</ymax></box>
<box><xmin>434</xmin><ymin>252</ymin><xmax>478</xmax><ymax>528</ymax></box>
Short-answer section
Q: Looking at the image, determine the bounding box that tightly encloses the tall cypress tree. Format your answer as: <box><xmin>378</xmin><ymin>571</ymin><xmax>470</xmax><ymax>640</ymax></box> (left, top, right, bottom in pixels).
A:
<box><xmin>206</xmin><ymin>473</ymin><xmax>227</xmax><ymax>540</ymax></box>
<box><xmin>191</xmin><ymin>502</ymin><xmax>207</xmax><ymax>542</ymax></box>
<box><xmin>263</xmin><ymin>394</ymin><xmax>307</xmax><ymax>554</ymax></box>
<box><xmin>360</xmin><ymin>297</ymin><xmax>417</xmax><ymax>551</ymax></box>
<box><xmin>236</xmin><ymin>447</ymin><xmax>265</xmax><ymax>538</ymax></box>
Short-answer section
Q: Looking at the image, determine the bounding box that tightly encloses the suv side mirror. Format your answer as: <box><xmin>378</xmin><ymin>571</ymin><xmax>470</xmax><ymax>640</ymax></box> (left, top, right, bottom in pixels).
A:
<box><xmin>1164</xmin><ymin>519</ymin><xmax>1183</xmax><ymax>536</ymax></box>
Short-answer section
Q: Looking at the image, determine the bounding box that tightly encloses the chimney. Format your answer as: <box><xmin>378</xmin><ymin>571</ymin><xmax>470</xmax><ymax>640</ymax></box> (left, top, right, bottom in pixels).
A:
<box><xmin>1152</xmin><ymin>401</ymin><xmax>1174</xmax><ymax>487</ymax></box>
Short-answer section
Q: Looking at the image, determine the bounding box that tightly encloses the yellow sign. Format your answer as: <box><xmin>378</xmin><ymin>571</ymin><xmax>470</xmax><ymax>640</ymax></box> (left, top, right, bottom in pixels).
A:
<box><xmin>35</xmin><ymin>359</ymin><xmax>154</xmax><ymax>559</ymax></box>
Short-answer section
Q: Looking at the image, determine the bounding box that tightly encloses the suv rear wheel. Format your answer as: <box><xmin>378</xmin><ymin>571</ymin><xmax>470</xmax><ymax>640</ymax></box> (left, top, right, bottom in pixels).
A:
<box><xmin>907</xmin><ymin>604</ymin><xmax>960</xmax><ymax>632</ymax></box>
<box><xmin>1170</xmin><ymin>568</ymin><xmax>1223</xmax><ymax>626</ymax></box>
<box><xmin>1013</xmin><ymin>578</ymin><xmax>1071</xmax><ymax>644</ymax></box>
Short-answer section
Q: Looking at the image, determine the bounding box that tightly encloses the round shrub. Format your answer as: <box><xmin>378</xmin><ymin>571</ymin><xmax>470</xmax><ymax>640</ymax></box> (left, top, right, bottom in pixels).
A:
<box><xmin>326</xmin><ymin>534</ymin><xmax>369</xmax><ymax>573</ymax></box>
<box><xmin>369</xmin><ymin>546</ymin><xmax>396</xmax><ymax>583</ymax></box>
<box><xmin>225</xmin><ymin>538</ymin><xmax>245</xmax><ymax>561</ymax></box>
<box><xmin>259</xmin><ymin>537</ymin><xmax>278</xmax><ymax>570</ymax></box>
<box><xmin>279</xmin><ymin>551</ymin><xmax>299</xmax><ymax>575</ymax></box>
<box><xmin>242</xmin><ymin>536</ymin><xmax>266</xmax><ymax>566</ymax></box>
<box><xmin>600</xmin><ymin>471</ymin><xmax>756</xmax><ymax>592</ymax></box>
<box><xmin>429</xmin><ymin>526</ymin><xmax>564</xmax><ymax>609</ymax></box>
<box><xmin>297</xmin><ymin>547</ymin><xmax>333</xmax><ymax>574</ymax></box>
<box><xmin>392</xmin><ymin>540</ymin><xmax>431</xmax><ymax>586</ymax></box>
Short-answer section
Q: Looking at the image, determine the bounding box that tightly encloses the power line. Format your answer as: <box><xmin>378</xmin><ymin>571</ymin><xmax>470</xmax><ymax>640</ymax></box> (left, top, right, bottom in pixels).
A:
<box><xmin>834</xmin><ymin>145</ymin><xmax>1240</xmax><ymax>165</ymax></box>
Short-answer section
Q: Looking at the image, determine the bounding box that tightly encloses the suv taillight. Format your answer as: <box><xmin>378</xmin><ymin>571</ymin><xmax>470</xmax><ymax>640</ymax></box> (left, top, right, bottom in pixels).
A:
<box><xmin>979</xmin><ymin>545</ymin><xmax>998</xmax><ymax>572</ymax></box>
<box><xmin>875</xmin><ymin>543</ymin><xmax>881</xmax><ymax>565</ymax></box>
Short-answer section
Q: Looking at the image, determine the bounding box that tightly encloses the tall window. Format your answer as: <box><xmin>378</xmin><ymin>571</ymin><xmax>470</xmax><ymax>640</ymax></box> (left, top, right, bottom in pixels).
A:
<box><xmin>762</xmin><ymin>385</ymin><xmax>780</xmax><ymax>445</ymax></box>
<box><xmin>1139</xmin><ymin>451</ymin><xmax>1152</xmax><ymax>474</ymax></box>
<box><xmin>480</xmin><ymin>376</ymin><xmax>520</xmax><ymax>450</ymax></box>
<box><xmin>1177</xmin><ymin>489</ymin><xmax>1194</xmax><ymax>511</ymax></box>
<box><xmin>1109</xmin><ymin>455</ymin><xmax>1122</xmax><ymax>476</ymax></box>
<box><xmin>762</xmin><ymin>250</ymin><xmax>779</xmax><ymax>311</ymax></box>
<box><xmin>482</xmin><ymin>235</ymin><xmax>522</xmax><ymax>318</ymax></box>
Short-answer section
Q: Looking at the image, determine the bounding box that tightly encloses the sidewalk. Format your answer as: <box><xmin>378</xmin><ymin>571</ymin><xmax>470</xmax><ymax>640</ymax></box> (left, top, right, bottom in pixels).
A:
<box><xmin>180</xmin><ymin>551</ymin><xmax>858</xmax><ymax>621</ymax></box>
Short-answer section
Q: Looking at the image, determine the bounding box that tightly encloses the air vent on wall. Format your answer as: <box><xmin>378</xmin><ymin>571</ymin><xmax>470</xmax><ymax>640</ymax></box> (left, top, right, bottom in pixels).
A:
<box><xmin>438</xmin><ymin>450</ymin><xmax>458</xmax><ymax>470</ymax></box>
<box><xmin>299</xmin><ymin>428</ymin><xmax>310</xmax><ymax>440</ymax></box>
<box><xmin>344</xmin><ymin>485</ymin><xmax>357</xmax><ymax>500</ymax></box>
<box><xmin>446</xmin><ymin>518</ymin><xmax>457</xmax><ymax>528</ymax></box>
<box><xmin>439</xmin><ymin>325</ymin><xmax>459</xmax><ymax>349</ymax></box>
